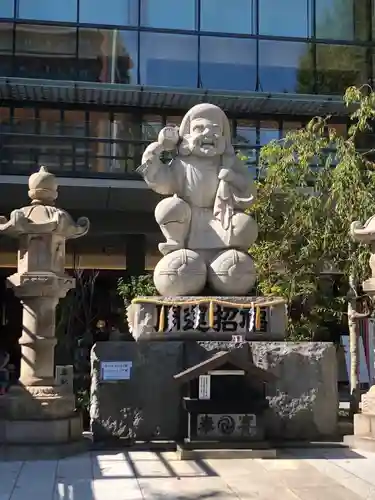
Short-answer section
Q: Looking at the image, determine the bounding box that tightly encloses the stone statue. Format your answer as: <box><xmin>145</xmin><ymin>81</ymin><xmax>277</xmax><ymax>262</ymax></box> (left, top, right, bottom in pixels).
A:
<box><xmin>137</xmin><ymin>103</ymin><xmax>258</xmax><ymax>296</ymax></box>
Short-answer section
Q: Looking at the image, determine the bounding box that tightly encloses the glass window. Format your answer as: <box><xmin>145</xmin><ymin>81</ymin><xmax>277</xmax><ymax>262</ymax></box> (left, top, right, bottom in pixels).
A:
<box><xmin>38</xmin><ymin>109</ymin><xmax>62</xmax><ymax>136</ymax></box>
<box><xmin>78</xmin><ymin>28</ymin><xmax>138</xmax><ymax>84</ymax></box>
<box><xmin>200</xmin><ymin>0</ymin><xmax>254</xmax><ymax>34</ymax></box>
<box><xmin>260</xmin><ymin>121</ymin><xmax>280</xmax><ymax>145</ymax></box>
<box><xmin>17</xmin><ymin>0</ymin><xmax>77</xmax><ymax>22</ymax></box>
<box><xmin>5</xmin><ymin>108</ymin><xmax>38</xmax><ymax>173</ymax></box>
<box><xmin>114</xmin><ymin>112</ymin><xmax>139</xmax><ymax>142</ymax></box>
<box><xmin>15</xmin><ymin>25</ymin><xmax>77</xmax><ymax>80</ymax></box>
<box><xmin>234</xmin><ymin>120</ymin><xmax>257</xmax><ymax>172</ymax></box>
<box><xmin>258</xmin><ymin>40</ymin><xmax>314</xmax><ymax>94</ymax></box>
<box><xmin>316</xmin><ymin>44</ymin><xmax>367</xmax><ymax>95</ymax></box>
<box><xmin>316</xmin><ymin>0</ymin><xmax>367</xmax><ymax>41</ymax></box>
<box><xmin>13</xmin><ymin>108</ymin><xmax>37</xmax><ymax>134</ymax></box>
<box><xmin>234</xmin><ymin>120</ymin><xmax>257</xmax><ymax>146</ymax></box>
<box><xmin>281</xmin><ymin>121</ymin><xmax>303</xmax><ymax>137</ymax></box>
<box><xmin>0</xmin><ymin>1</ymin><xmax>14</xmax><ymax>18</ymax></box>
<box><xmin>140</xmin><ymin>0</ymin><xmax>196</xmax><ymax>30</ymax></box>
<box><xmin>166</xmin><ymin>116</ymin><xmax>182</xmax><ymax>128</ymax></box>
<box><xmin>142</xmin><ymin>115</ymin><xmax>163</xmax><ymax>141</ymax></box>
<box><xmin>259</xmin><ymin>0</ymin><xmax>311</xmax><ymax>38</ymax></box>
<box><xmin>89</xmin><ymin>111</ymin><xmax>111</xmax><ymax>139</ymax></box>
<box><xmin>0</xmin><ymin>23</ymin><xmax>13</xmax><ymax>76</ymax></box>
<box><xmin>200</xmin><ymin>37</ymin><xmax>256</xmax><ymax>91</ymax></box>
<box><xmin>79</xmin><ymin>0</ymin><xmax>138</xmax><ymax>26</ymax></box>
<box><xmin>62</xmin><ymin>110</ymin><xmax>86</xmax><ymax>136</ymax></box>
<box><xmin>140</xmin><ymin>32</ymin><xmax>198</xmax><ymax>87</ymax></box>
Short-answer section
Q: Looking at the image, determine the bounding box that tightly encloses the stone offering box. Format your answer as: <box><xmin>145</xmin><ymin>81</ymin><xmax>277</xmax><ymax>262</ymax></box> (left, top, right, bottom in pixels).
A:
<box><xmin>174</xmin><ymin>349</ymin><xmax>276</xmax><ymax>445</ymax></box>
<box><xmin>127</xmin><ymin>296</ymin><xmax>287</xmax><ymax>341</ymax></box>
<box><xmin>90</xmin><ymin>341</ymin><xmax>338</xmax><ymax>444</ymax></box>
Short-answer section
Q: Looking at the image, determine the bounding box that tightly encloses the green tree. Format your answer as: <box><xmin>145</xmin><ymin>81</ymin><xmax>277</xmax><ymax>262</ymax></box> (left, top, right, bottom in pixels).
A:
<box><xmin>250</xmin><ymin>85</ymin><xmax>375</xmax><ymax>410</ymax></box>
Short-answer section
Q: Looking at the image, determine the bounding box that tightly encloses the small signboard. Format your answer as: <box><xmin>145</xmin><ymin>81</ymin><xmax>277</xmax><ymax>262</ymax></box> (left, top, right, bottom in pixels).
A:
<box><xmin>100</xmin><ymin>361</ymin><xmax>132</xmax><ymax>381</ymax></box>
<box><xmin>198</xmin><ymin>374</ymin><xmax>211</xmax><ymax>400</ymax></box>
<box><xmin>232</xmin><ymin>335</ymin><xmax>244</xmax><ymax>343</ymax></box>
<box><xmin>55</xmin><ymin>365</ymin><xmax>74</xmax><ymax>390</ymax></box>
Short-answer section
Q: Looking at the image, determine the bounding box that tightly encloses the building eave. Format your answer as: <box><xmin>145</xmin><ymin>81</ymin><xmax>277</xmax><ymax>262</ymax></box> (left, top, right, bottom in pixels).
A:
<box><xmin>0</xmin><ymin>77</ymin><xmax>352</xmax><ymax>116</ymax></box>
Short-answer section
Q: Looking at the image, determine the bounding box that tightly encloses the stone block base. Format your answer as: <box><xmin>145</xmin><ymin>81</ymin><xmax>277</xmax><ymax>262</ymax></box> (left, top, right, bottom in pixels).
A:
<box><xmin>343</xmin><ymin>435</ymin><xmax>375</xmax><ymax>452</ymax></box>
<box><xmin>344</xmin><ymin>412</ymin><xmax>375</xmax><ymax>452</ymax></box>
<box><xmin>0</xmin><ymin>385</ymin><xmax>76</xmax><ymax>420</ymax></box>
<box><xmin>354</xmin><ymin>413</ymin><xmax>375</xmax><ymax>438</ymax></box>
<box><xmin>91</xmin><ymin>341</ymin><xmax>338</xmax><ymax>442</ymax></box>
<box><xmin>0</xmin><ymin>414</ymin><xmax>82</xmax><ymax>445</ymax></box>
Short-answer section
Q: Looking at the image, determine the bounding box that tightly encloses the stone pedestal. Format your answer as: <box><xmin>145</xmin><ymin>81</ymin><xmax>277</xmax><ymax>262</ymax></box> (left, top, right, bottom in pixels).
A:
<box><xmin>91</xmin><ymin>341</ymin><xmax>338</xmax><ymax>442</ymax></box>
<box><xmin>0</xmin><ymin>167</ymin><xmax>89</xmax><ymax>446</ymax></box>
<box><xmin>344</xmin><ymin>386</ymin><xmax>375</xmax><ymax>452</ymax></box>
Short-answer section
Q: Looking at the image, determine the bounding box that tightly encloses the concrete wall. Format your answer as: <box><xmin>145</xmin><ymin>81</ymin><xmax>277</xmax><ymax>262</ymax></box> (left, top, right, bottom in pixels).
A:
<box><xmin>90</xmin><ymin>341</ymin><xmax>338</xmax><ymax>442</ymax></box>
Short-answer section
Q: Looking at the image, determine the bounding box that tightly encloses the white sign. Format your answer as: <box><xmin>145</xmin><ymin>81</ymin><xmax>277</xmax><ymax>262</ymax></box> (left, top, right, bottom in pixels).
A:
<box><xmin>199</xmin><ymin>375</ymin><xmax>211</xmax><ymax>400</ymax></box>
<box><xmin>101</xmin><ymin>361</ymin><xmax>132</xmax><ymax>381</ymax></box>
<box><xmin>232</xmin><ymin>335</ymin><xmax>244</xmax><ymax>343</ymax></box>
<box><xmin>55</xmin><ymin>365</ymin><xmax>73</xmax><ymax>390</ymax></box>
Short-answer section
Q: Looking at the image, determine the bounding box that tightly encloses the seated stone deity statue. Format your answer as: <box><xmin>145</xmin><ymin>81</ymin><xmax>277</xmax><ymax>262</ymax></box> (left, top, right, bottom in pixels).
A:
<box><xmin>137</xmin><ymin>103</ymin><xmax>258</xmax><ymax>297</ymax></box>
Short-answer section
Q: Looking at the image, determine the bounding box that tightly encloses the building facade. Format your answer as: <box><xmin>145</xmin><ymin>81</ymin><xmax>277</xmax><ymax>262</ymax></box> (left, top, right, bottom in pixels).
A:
<box><xmin>0</xmin><ymin>0</ymin><xmax>373</xmax><ymax>273</ymax></box>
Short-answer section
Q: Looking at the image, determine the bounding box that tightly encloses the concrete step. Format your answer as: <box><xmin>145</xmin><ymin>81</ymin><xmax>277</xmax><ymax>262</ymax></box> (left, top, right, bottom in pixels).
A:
<box><xmin>176</xmin><ymin>445</ymin><xmax>277</xmax><ymax>460</ymax></box>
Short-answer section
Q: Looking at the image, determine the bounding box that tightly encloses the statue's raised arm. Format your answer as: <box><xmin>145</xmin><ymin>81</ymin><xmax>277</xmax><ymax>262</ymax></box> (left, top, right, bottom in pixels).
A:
<box><xmin>137</xmin><ymin>127</ymin><xmax>180</xmax><ymax>196</ymax></box>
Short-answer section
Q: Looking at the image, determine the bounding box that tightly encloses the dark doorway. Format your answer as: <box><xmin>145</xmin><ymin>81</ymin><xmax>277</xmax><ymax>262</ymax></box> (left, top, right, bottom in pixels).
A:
<box><xmin>0</xmin><ymin>268</ymin><xmax>22</xmax><ymax>380</ymax></box>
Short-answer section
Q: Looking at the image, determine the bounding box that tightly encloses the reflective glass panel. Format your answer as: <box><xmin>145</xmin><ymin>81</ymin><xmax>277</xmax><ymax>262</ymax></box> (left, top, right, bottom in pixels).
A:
<box><xmin>5</xmin><ymin>108</ymin><xmax>37</xmax><ymax>172</ymax></box>
<box><xmin>140</xmin><ymin>0</ymin><xmax>196</xmax><ymax>30</ymax></box>
<box><xmin>0</xmin><ymin>1</ymin><xmax>14</xmax><ymax>18</ymax></box>
<box><xmin>0</xmin><ymin>108</ymin><xmax>11</xmax><ymax>172</ymax></box>
<box><xmin>260</xmin><ymin>121</ymin><xmax>280</xmax><ymax>145</ymax></box>
<box><xmin>79</xmin><ymin>0</ymin><xmax>138</xmax><ymax>26</ymax></box>
<box><xmin>200</xmin><ymin>0</ymin><xmax>254</xmax><ymax>34</ymax></box>
<box><xmin>316</xmin><ymin>0</ymin><xmax>367</xmax><ymax>41</ymax></box>
<box><xmin>234</xmin><ymin>120</ymin><xmax>257</xmax><ymax>171</ymax></box>
<box><xmin>316</xmin><ymin>44</ymin><xmax>367</xmax><ymax>95</ymax></box>
<box><xmin>17</xmin><ymin>0</ymin><xmax>77</xmax><ymax>22</ymax></box>
<box><xmin>140</xmin><ymin>32</ymin><xmax>198</xmax><ymax>87</ymax></box>
<box><xmin>78</xmin><ymin>28</ymin><xmax>138</xmax><ymax>84</ymax></box>
<box><xmin>281</xmin><ymin>121</ymin><xmax>303</xmax><ymax>138</ymax></box>
<box><xmin>234</xmin><ymin>120</ymin><xmax>257</xmax><ymax>146</ymax></box>
<box><xmin>200</xmin><ymin>37</ymin><xmax>256</xmax><ymax>91</ymax></box>
<box><xmin>259</xmin><ymin>0</ymin><xmax>311</xmax><ymax>38</ymax></box>
<box><xmin>38</xmin><ymin>109</ymin><xmax>62</xmax><ymax>136</ymax></box>
<box><xmin>258</xmin><ymin>40</ymin><xmax>314</xmax><ymax>94</ymax></box>
<box><xmin>15</xmin><ymin>25</ymin><xmax>77</xmax><ymax>80</ymax></box>
<box><xmin>0</xmin><ymin>23</ymin><xmax>13</xmax><ymax>76</ymax></box>
<box><xmin>166</xmin><ymin>116</ymin><xmax>183</xmax><ymax>128</ymax></box>
<box><xmin>142</xmin><ymin>115</ymin><xmax>163</xmax><ymax>141</ymax></box>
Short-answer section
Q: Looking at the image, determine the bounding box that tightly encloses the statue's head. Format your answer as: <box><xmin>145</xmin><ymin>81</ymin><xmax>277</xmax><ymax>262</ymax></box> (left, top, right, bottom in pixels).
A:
<box><xmin>178</xmin><ymin>103</ymin><xmax>234</xmax><ymax>159</ymax></box>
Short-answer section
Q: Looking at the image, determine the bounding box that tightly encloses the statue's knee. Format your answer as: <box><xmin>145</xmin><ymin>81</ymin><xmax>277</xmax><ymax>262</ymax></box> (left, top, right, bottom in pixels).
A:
<box><xmin>155</xmin><ymin>197</ymin><xmax>191</xmax><ymax>225</ymax></box>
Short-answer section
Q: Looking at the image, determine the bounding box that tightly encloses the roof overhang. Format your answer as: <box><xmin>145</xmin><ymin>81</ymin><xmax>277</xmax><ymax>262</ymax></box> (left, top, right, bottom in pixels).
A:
<box><xmin>0</xmin><ymin>77</ymin><xmax>352</xmax><ymax>116</ymax></box>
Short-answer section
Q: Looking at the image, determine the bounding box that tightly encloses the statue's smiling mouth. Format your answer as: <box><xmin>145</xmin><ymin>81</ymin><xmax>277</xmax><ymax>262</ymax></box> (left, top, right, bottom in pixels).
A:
<box><xmin>201</xmin><ymin>138</ymin><xmax>215</xmax><ymax>146</ymax></box>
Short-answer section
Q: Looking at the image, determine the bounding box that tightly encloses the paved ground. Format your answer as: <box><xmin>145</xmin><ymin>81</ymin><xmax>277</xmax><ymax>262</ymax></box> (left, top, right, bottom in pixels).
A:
<box><xmin>1</xmin><ymin>447</ymin><xmax>375</xmax><ymax>499</ymax></box>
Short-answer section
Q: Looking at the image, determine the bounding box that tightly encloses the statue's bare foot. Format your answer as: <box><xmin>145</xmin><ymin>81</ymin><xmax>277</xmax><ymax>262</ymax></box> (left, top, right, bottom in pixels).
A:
<box><xmin>158</xmin><ymin>240</ymin><xmax>184</xmax><ymax>255</ymax></box>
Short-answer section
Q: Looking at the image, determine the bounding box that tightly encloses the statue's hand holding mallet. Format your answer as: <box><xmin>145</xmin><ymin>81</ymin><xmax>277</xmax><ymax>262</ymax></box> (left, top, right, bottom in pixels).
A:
<box><xmin>157</xmin><ymin>126</ymin><xmax>180</xmax><ymax>152</ymax></box>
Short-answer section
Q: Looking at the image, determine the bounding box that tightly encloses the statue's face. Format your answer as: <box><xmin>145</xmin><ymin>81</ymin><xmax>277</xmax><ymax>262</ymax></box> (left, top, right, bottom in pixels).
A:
<box><xmin>187</xmin><ymin>118</ymin><xmax>226</xmax><ymax>157</ymax></box>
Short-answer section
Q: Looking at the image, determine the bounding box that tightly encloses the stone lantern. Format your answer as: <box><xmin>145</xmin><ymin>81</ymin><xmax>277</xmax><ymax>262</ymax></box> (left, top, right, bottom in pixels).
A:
<box><xmin>0</xmin><ymin>166</ymin><xmax>89</xmax><ymax>446</ymax></box>
<box><xmin>344</xmin><ymin>215</ymin><xmax>375</xmax><ymax>450</ymax></box>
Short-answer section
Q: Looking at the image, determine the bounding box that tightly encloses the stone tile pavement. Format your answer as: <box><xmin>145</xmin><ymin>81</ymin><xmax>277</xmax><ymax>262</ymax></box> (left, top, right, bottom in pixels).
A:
<box><xmin>1</xmin><ymin>447</ymin><xmax>375</xmax><ymax>499</ymax></box>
